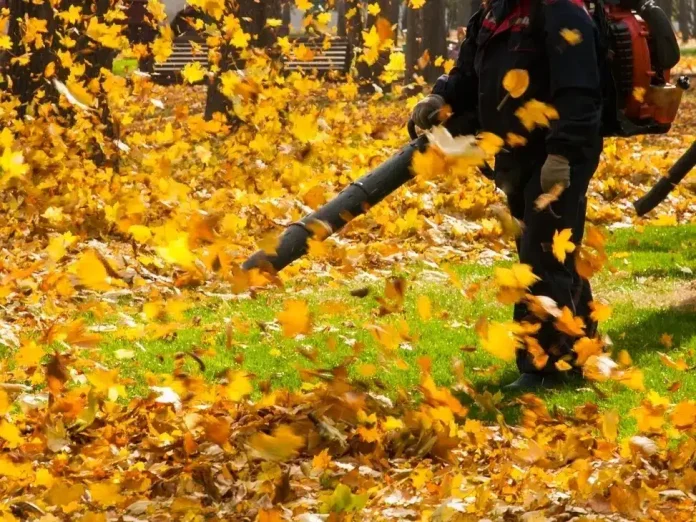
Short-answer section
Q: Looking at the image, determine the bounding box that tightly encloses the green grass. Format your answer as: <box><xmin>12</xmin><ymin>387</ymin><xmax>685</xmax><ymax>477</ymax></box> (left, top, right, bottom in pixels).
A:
<box><xmin>112</xmin><ymin>58</ymin><xmax>138</xmax><ymax>77</ymax></box>
<box><xmin>96</xmin><ymin>224</ymin><xmax>696</xmax><ymax>431</ymax></box>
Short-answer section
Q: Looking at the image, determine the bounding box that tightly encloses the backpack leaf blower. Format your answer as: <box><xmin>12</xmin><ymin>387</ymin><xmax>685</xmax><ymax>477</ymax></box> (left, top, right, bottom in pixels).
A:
<box><xmin>243</xmin><ymin>0</ymin><xmax>684</xmax><ymax>273</ymax></box>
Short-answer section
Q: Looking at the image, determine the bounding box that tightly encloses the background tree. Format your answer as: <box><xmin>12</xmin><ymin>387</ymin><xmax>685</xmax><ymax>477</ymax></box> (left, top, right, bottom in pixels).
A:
<box><xmin>203</xmin><ymin>0</ymin><xmax>281</xmax><ymax>121</ymax></box>
<box><xmin>421</xmin><ymin>0</ymin><xmax>447</xmax><ymax>82</ymax></box>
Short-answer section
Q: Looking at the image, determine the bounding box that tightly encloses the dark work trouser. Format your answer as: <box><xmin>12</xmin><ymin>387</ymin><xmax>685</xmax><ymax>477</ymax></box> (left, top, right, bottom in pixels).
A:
<box><xmin>494</xmin><ymin>142</ymin><xmax>602</xmax><ymax>374</ymax></box>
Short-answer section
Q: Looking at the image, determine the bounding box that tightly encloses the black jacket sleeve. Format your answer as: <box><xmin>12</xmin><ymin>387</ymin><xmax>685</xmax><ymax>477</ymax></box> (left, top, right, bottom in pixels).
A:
<box><xmin>543</xmin><ymin>0</ymin><xmax>603</xmax><ymax>163</ymax></box>
<box><xmin>432</xmin><ymin>10</ymin><xmax>482</xmax><ymax>117</ymax></box>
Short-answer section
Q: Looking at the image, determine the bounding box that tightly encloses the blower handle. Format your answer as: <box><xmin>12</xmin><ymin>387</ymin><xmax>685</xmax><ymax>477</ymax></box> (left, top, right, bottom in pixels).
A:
<box><xmin>634</xmin><ymin>141</ymin><xmax>696</xmax><ymax>216</ymax></box>
<box><xmin>408</xmin><ymin>119</ymin><xmax>419</xmax><ymax>140</ymax></box>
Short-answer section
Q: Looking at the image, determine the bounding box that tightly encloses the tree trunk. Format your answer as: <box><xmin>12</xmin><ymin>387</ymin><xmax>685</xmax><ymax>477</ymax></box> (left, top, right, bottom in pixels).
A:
<box><xmin>204</xmin><ymin>0</ymin><xmax>278</xmax><ymax>122</ymax></box>
<box><xmin>659</xmin><ymin>0</ymin><xmax>673</xmax><ymax>20</ymax></box>
<box><xmin>281</xmin><ymin>0</ymin><xmax>292</xmax><ymax>36</ymax></box>
<box><xmin>421</xmin><ymin>0</ymin><xmax>447</xmax><ymax>82</ymax></box>
<box><xmin>680</xmin><ymin>0</ymin><xmax>689</xmax><ymax>41</ymax></box>
<box><xmin>405</xmin><ymin>2</ymin><xmax>418</xmax><ymax>81</ymax></box>
<box><xmin>337</xmin><ymin>0</ymin><xmax>347</xmax><ymax>37</ymax></box>
<box><xmin>7</xmin><ymin>0</ymin><xmax>57</xmax><ymax>116</ymax></box>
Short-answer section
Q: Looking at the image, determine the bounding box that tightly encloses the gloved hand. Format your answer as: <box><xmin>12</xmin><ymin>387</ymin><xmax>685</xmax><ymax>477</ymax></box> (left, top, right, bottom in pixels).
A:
<box><xmin>411</xmin><ymin>94</ymin><xmax>445</xmax><ymax>130</ymax></box>
<box><xmin>540</xmin><ymin>154</ymin><xmax>571</xmax><ymax>193</ymax></box>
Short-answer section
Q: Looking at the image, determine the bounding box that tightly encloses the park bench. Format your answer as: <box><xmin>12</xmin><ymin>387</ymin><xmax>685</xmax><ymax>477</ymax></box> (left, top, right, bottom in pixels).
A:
<box><xmin>145</xmin><ymin>33</ymin><xmax>353</xmax><ymax>84</ymax></box>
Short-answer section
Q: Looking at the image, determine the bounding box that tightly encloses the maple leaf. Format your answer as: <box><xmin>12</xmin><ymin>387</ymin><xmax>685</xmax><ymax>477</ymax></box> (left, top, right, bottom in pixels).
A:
<box><xmin>249</xmin><ymin>425</ymin><xmax>304</xmax><ymax>462</ymax></box>
<box><xmin>225</xmin><ymin>370</ymin><xmax>252</xmax><ymax>401</ymax></box>
<box><xmin>552</xmin><ymin>228</ymin><xmax>576</xmax><ymax>263</ymax></box>
<box><xmin>495</xmin><ymin>264</ymin><xmax>539</xmax><ymax>289</ymax></box>
<box><xmin>181</xmin><ymin>61</ymin><xmax>207</xmax><ymax>84</ymax></box>
<box><xmin>502</xmin><ymin>69</ymin><xmax>529</xmax><ymax>98</ymax></box>
<box><xmin>14</xmin><ymin>340</ymin><xmax>44</xmax><ymax>368</ymax></box>
<box><xmin>416</xmin><ymin>295</ymin><xmax>432</xmax><ymax>320</ymax></box>
<box><xmin>479</xmin><ymin>321</ymin><xmax>519</xmax><ymax>361</ymax></box>
<box><xmin>290</xmin><ymin>113</ymin><xmax>319</xmax><ymax>143</ymax></box>
<box><xmin>560</xmin><ymin>28</ymin><xmax>583</xmax><ymax>45</ymax></box>
<box><xmin>515</xmin><ymin>99</ymin><xmax>559</xmax><ymax>131</ymax></box>
<box><xmin>573</xmin><ymin>336</ymin><xmax>603</xmax><ymax>366</ymax></box>
<box><xmin>555</xmin><ymin>307</ymin><xmax>585</xmax><ymax>337</ymax></box>
<box><xmin>89</xmin><ymin>482</ymin><xmax>125</xmax><ymax>507</ymax></box>
<box><xmin>659</xmin><ymin>333</ymin><xmax>673</xmax><ymax>348</ymax></box>
<box><xmin>589</xmin><ymin>301</ymin><xmax>612</xmax><ymax>322</ymax></box>
<box><xmin>277</xmin><ymin>300</ymin><xmax>311</xmax><ymax>338</ymax></box>
<box><xmin>0</xmin><ymin>420</ymin><xmax>22</xmax><ymax>448</ymax></box>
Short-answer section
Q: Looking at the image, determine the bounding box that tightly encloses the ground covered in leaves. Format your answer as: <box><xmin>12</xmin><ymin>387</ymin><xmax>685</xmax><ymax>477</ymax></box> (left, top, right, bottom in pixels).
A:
<box><xmin>0</xmin><ymin>50</ymin><xmax>696</xmax><ymax>520</ymax></box>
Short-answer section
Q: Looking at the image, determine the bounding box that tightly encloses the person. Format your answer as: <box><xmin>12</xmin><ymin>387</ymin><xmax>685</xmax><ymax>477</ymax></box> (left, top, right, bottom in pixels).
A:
<box><xmin>411</xmin><ymin>0</ymin><xmax>603</xmax><ymax>390</ymax></box>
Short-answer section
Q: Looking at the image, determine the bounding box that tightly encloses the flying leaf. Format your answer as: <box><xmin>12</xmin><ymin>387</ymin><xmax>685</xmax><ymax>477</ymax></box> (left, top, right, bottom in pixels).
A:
<box><xmin>589</xmin><ymin>301</ymin><xmax>612</xmax><ymax>322</ymax></box>
<box><xmin>249</xmin><ymin>425</ymin><xmax>304</xmax><ymax>462</ymax></box>
<box><xmin>479</xmin><ymin>321</ymin><xmax>519</xmax><ymax>361</ymax></box>
<box><xmin>502</xmin><ymin>69</ymin><xmax>529</xmax><ymax>98</ymax></box>
<box><xmin>416</xmin><ymin>295</ymin><xmax>432</xmax><ymax>321</ymax></box>
<box><xmin>560</xmin><ymin>28</ymin><xmax>583</xmax><ymax>45</ymax></box>
<box><xmin>277</xmin><ymin>300</ymin><xmax>311</xmax><ymax>338</ymax></box>
<box><xmin>555</xmin><ymin>306</ymin><xmax>585</xmax><ymax>337</ymax></box>
<box><xmin>552</xmin><ymin>228</ymin><xmax>576</xmax><ymax>263</ymax></box>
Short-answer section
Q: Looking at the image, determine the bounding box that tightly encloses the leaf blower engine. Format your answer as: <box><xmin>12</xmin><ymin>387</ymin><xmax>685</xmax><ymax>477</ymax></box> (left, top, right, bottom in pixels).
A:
<box><xmin>598</xmin><ymin>0</ymin><xmax>685</xmax><ymax>136</ymax></box>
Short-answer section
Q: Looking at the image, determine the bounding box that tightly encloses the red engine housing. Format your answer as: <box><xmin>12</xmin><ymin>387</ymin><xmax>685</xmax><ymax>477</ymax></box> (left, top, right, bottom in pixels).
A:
<box><xmin>602</xmin><ymin>2</ymin><xmax>683</xmax><ymax>134</ymax></box>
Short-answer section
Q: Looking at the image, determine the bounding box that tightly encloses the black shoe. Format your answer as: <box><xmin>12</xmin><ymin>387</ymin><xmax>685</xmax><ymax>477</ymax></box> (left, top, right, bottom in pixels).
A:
<box><xmin>503</xmin><ymin>373</ymin><xmax>547</xmax><ymax>391</ymax></box>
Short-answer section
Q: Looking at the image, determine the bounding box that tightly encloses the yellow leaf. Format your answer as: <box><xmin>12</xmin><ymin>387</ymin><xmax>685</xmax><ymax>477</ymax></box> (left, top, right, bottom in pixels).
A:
<box><xmin>555</xmin><ymin>359</ymin><xmax>573</xmax><ymax>372</ymax></box>
<box><xmin>14</xmin><ymin>340</ymin><xmax>44</xmax><ymax>368</ymax></box>
<box><xmin>249</xmin><ymin>425</ymin><xmax>304</xmax><ymax>461</ymax></box>
<box><xmin>552</xmin><ymin>228</ymin><xmax>576</xmax><ymax>263</ymax></box>
<box><xmin>277</xmin><ymin>300</ymin><xmax>311</xmax><ymax>338</ymax></box>
<box><xmin>128</xmin><ymin>225</ymin><xmax>152</xmax><ymax>243</ymax></box>
<box><xmin>156</xmin><ymin>234</ymin><xmax>197</xmax><ymax>270</ymax></box>
<box><xmin>495</xmin><ymin>263</ymin><xmax>539</xmax><ymax>289</ymax></box>
<box><xmin>312</xmin><ymin>448</ymin><xmax>332</xmax><ymax>471</ymax></box>
<box><xmin>660</xmin><ymin>333</ymin><xmax>673</xmax><ymax>348</ymax></box>
<box><xmin>477</xmin><ymin>132</ymin><xmax>504</xmax><ymax>156</ymax></box>
<box><xmin>367</xmin><ymin>2</ymin><xmax>381</xmax><ymax>15</ymax></box>
<box><xmin>658</xmin><ymin>352</ymin><xmax>689</xmax><ymax>371</ymax></box>
<box><xmin>0</xmin><ymin>420</ymin><xmax>22</xmax><ymax>448</ymax></box>
<box><xmin>618</xmin><ymin>349</ymin><xmax>632</xmax><ymax>366</ymax></box>
<box><xmin>0</xmin><ymin>391</ymin><xmax>9</xmax><ymax>416</ymax></box>
<box><xmin>502</xmin><ymin>69</ymin><xmax>529</xmax><ymax>98</ymax></box>
<box><xmin>555</xmin><ymin>306</ymin><xmax>585</xmax><ymax>337</ymax></box>
<box><xmin>0</xmin><ymin>456</ymin><xmax>32</xmax><ymax>478</ymax></box>
<box><xmin>35</xmin><ymin>468</ymin><xmax>55</xmax><ymax>488</ymax></box>
<box><xmin>573</xmin><ymin>336</ymin><xmax>603</xmax><ymax>366</ymax></box>
<box><xmin>601</xmin><ymin>410</ymin><xmax>619</xmax><ymax>442</ymax></box>
<box><xmin>633</xmin><ymin>86</ymin><xmax>646</xmax><ymax>103</ymax></box>
<box><xmin>479</xmin><ymin>321</ymin><xmax>518</xmax><ymax>361</ymax></box>
<box><xmin>73</xmin><ymin>251</ymin><xmax>113</xmax><ymax>292</ymax></box>
<box><xmin>226</xmin><ymin>371</ymin><xmax>252</xmax><ymax>401</ymax></box>
<box><xmin>617</xmin><ymin>368</ymin><xmax>645</xmax><ymax>391</ymax></box>
<box><xmin>506</xmin><ymin>132</ymin><xmax>528</xmax><ymax>147</ymax></box>
<box><xmin>589</xmin><ymin>301</ymin><xmax>612</xmax><ymax>322</ymax></box>
<box><xmin>411</xmin><ymin>147</ymin><xmax>447</xmax><ymax>179</ymax></box>
<box><xmin>89</xmin><ymin>482</ymin><xmax>125</xmax><ymax>507</ymax></box>
<box><xmin>383</xmin><ymin>416</ymin><xmax>404</xmax><ymax>431</ymax></box>
<box><xmin>560</xmin><ymin>28</ymin><xmax>583</xmax><ymax>45</ymax></box>
<box><xmin>416</xmin><ymin>295</ymin><xmax>432</xmax><ymax>321</ymax></box>
<box><xmin>515</xmin><ymin>99</ymin><xmax>559</xmax><ymax>131</ymax></box>
<box><xmin>295</xmin><ymin>0</ymin><xmax>312</xmax><ymax>10</ymax></box>
<box><xmin>411</xmin><ymin>466</ymin><xmax>434</xmax><ymax>489</ymax></box>
<box><xmin>290</xmin><ymin>113</ymin><xmax>318</xmax><ymax>143</ymax></box>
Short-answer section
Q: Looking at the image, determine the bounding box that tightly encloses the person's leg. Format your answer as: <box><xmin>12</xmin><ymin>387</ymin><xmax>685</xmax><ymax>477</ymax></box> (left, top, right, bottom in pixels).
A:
<box><xmin>514</xmin><ymin>144</ymin><xmax>602</xmax><ymax>376</ymax></box>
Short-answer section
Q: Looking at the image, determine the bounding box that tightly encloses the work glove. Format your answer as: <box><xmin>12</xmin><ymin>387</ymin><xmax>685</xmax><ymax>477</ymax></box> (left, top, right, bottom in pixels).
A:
<box><xmin>411</xmin><ymin>94</ymin><xmax>445</xmax><ymax>130</ymax></box>
<box><xmin>540</xmin><ymin>154</ymin><xmax>571</xmax><ymax>193</ymax></box>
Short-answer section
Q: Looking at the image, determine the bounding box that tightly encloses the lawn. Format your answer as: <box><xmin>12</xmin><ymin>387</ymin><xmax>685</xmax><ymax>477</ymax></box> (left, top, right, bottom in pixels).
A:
<box><xmin>96</xmin><ymin>224</ymin><xmax>696</xmax><ymax>434</ymax></box>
